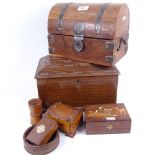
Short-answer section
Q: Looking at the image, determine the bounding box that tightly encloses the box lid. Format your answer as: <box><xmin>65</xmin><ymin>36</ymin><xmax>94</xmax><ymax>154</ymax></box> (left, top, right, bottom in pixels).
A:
<box><xmin>48</xmin><ymin>3</ymin><xmax>129</xmax><ymax>39</ymax></box>
<box><xmin>46</xmin><ymin>102</ymin><xmax>82</xmax><ymax>123</ymax></box>
<box><xmin>85</xmin><ymin>103</ymin><xmax>131</xmax><ymax>122</ymax></box>
<box><xmin>35</xmin><ymin>55</ymin><xmax>119</xmax><ymax>79</ymax></box>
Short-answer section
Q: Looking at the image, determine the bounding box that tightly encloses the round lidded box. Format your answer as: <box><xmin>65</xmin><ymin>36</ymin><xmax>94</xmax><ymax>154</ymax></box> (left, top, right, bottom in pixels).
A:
<box><xmin>23</xmin><ymin>126</ymin><xmax>60</xmax><ymax>155</ymax></box>
<box><xmin>28</xmin><ymin>98</ymin><xmax>43</xmax><ymax>125</ymax></box>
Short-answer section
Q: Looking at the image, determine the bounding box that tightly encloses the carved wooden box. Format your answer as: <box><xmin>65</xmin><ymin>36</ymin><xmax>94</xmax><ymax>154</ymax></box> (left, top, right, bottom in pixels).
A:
<box><xmin>35</xmin><ymin>55</ymin><xmax>120</xmax><ymax>109</ymax></box>
<box><xmin>46</xmin><ymin>102</ymin><xmax>83</xmax><ymax>137</ymax></box>
<box><xmin>85</xmin><ymin>103</ymin><xmax>131</xmax><ymax>134</ymax></box>
<box><xmin>48</xmin><ymin>3</ymin><xmax>129</xmax><ymax>66</ymax></box>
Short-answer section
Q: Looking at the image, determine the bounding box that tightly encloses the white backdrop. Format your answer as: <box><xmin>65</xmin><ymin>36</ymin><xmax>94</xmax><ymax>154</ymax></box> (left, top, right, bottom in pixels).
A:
<box><xmin>0</xmin><ymin>0</ymin><xmax>155</xmax><ymax>154</ymax></box>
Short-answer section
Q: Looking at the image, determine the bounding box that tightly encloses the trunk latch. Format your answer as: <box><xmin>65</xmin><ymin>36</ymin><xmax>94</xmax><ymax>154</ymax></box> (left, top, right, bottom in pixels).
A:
<box><xmin>73</xmin><ymin>23</ymin><xmax>85</xmax><ymax>52</ymax></box>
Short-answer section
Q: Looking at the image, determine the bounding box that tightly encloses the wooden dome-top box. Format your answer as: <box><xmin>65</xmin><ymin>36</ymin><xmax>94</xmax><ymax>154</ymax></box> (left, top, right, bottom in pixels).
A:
<box><xmin>85</xmin><ymin>103</ymin><xmax>131</xmax><ymax>134</ymax></box>
<box><xmin>48</xmin><ymin>3</ymin><xmax>129</xmax><ymax>66</ymax></box>
<box><xmin>35</xmin><ymin>55</ymin><xmax>120</xmax><ymax>109</ymax></box>
<box><xmin>46</xmin><ymin>102</ymin><xmax>83</xmax><ymax>137</ymax></box>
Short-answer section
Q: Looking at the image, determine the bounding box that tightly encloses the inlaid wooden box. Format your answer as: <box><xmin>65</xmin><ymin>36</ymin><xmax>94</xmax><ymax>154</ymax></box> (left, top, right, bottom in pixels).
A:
<box><xmin>48</xmin><ymin>3</ymin><xmax>129</xmax><ymax>66</ymax></box>
<box><xmin>85</xmin><ymin>103</ymin><xmax>131</xmax><ymax>134</ymax></box>
<box><xmin>26</xmin><ymin>116</ymin><xmax>58</xmax><ymax>145</ymax></box>
<box><xmin>35</xmin><ymin>55</ymin><xmax>120</xmax><ymax>109</ymax></box>
<box><xmin>46</xmin><ymin>102</ymin><xmax>83</xmax><ymax>137</ymax></box>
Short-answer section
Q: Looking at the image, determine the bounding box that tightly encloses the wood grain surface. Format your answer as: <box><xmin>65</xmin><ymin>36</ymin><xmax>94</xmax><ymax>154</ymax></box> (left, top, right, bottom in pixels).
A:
<box><xmin>35</xmin><ymin>56</ymin><xmax>119</xmax><ymax>109</ymax></box>
<box><xmin>85</xmin><ymin>103</ymin><xmax>131</xmax><ymax>134</ymax></box>
<box><xmin>47</xmin><ymin>3</ymin><xmax>129</xmax><ymax>66</ymax></box>
<box><xmin>46</xmin><ymin>102</ymin><xmax>83</xmax><ymax>137</ymax></box>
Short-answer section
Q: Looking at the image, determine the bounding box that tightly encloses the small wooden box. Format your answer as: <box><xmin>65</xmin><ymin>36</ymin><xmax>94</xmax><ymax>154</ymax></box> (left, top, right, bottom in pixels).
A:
<box><xmin>46</xmin><ymin>102</ymin><xmax>83</xmax><ymax>137</ymax></box>
<box><xmin>26</xmin><ymin>116</ymin><xmax>58</xmax><ymax>145</ymax></box>
<box><xmin>35</xmin><ymin>55</ymin><xmax>119</xmax><ymax>109</ymax></box>
<box><xmin>85</xmin><ymin>104</ymin><xmax>131</xmax><ymax>134</ymax></box>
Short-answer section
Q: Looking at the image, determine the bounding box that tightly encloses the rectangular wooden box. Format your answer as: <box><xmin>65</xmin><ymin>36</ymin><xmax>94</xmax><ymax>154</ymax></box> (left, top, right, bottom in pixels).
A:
<box><xmin>46</xmin><ymin>102</ymin><xmax>83</xmax><ymax>137</ymax></box>
<box><xmin>35</xmin><ymin>55</ymin><xmax>120</xmax><ymax>109</ymax></box>
<box><xmin>85</xmin><ymin>103</ymin><xmax>131</xmax><ymax>134</ymax></box>
<box><xmin>48</xmin><ymin>3</ymin><xmax>129</xmax><ymax>66</ymax></box>
<box><xmin>26</xmin><ymin>116</ymin><xmax>58</xmax><ymax>145</ymax></box>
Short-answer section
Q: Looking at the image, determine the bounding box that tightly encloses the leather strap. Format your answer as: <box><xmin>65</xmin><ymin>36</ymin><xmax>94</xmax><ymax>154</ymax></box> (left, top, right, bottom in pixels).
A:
<box><xmin>23</xmin><ymin>126</ymin><xmax>60</xmax><ymax>155</ymax></box>
<box><xmin>95</xmin><ymin>3</ymin><xmax>109</xmax><ymax>34</ymax></box>
<box><xmin>57</xmin><ymin>3</ymin><xmax>72</xmax><ymax>30</ymax></box>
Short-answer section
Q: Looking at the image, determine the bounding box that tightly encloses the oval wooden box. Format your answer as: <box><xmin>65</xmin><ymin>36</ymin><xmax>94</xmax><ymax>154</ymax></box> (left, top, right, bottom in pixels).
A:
<box><xmin>23</xmin><ymin>126</ymin><xmax>59</xmax><ymax>155</ymax></box>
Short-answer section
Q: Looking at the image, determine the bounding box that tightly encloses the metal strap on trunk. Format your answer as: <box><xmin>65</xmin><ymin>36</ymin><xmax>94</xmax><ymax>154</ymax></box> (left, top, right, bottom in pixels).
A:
<box><xmin>57</xmin><ymin>3</ymin><xmax>72</xmax><ymax>31</ymax></box>
<box><xmin>95</xmin><ymin>3</ymin><xmax>109</xmax><ymax>34</ymax></box>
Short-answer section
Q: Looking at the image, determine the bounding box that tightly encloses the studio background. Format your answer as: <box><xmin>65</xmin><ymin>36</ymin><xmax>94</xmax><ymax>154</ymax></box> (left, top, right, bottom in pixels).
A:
<box><xmin>0</xmin><ymin>0</ymin><xmax>155</xmax><ymax>154</ymax></box>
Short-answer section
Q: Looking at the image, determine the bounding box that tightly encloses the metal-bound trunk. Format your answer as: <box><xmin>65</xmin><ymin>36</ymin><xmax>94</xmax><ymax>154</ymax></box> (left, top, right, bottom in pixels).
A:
<box><xmin>48</xmin><ymin>3</ymin><xmax>129</xmax><ymax>66</ymax></box>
